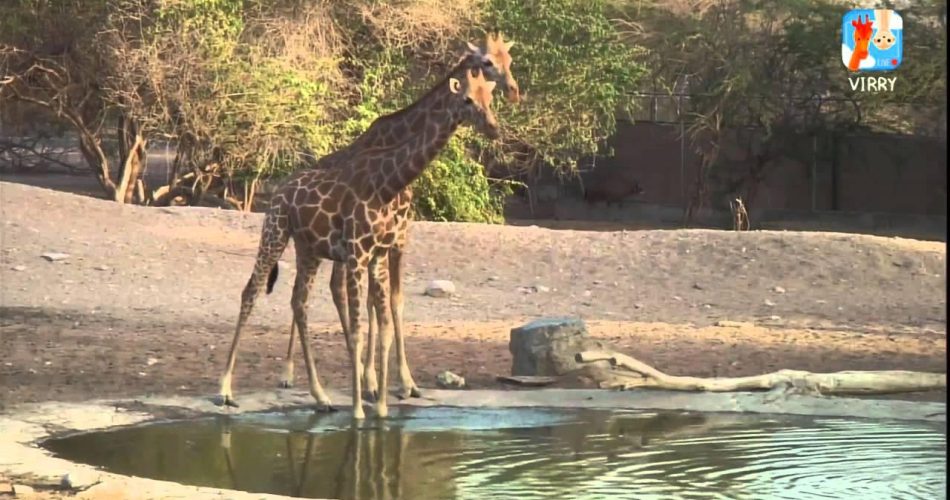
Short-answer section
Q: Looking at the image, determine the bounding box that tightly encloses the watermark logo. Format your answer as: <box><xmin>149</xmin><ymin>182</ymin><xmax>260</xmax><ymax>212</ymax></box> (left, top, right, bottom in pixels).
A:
<box><xmin>842</xmin><ymin>9</ymin><xmax>902</xmax><ymax>91</ymax></box>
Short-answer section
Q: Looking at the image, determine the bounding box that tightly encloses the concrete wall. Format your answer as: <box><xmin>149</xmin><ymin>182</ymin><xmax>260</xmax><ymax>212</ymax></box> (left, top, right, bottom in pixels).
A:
<box><xmin>506</xmin><ymin>122</ymin><xmax>947</xmax><ymax>240</ymax></box>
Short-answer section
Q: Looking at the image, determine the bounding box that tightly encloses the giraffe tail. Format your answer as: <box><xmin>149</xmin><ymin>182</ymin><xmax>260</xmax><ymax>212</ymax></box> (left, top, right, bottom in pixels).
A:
<box><xmin>266</xmin><ymin>263</ymin><xmax>279</xmax><ymax>294</ymax></box>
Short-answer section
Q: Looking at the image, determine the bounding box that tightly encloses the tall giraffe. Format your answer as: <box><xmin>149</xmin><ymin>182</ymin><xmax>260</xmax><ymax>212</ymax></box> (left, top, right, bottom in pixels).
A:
<box><xmin>216</xmin><ymin>67</ymin><xmax>501</xmax><ymax>420</ymax></box>
<box><xmin>274</xmin><ymin>34</ymin><xmax>520</xmax><ymax>401</ymax></box>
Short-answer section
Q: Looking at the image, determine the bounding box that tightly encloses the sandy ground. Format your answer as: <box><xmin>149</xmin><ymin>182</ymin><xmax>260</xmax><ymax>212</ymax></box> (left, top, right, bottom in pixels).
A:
<box><xmin>0</xmin><ymin>180</ymin><xmax>946</xmax><ymax>413</ymax></box>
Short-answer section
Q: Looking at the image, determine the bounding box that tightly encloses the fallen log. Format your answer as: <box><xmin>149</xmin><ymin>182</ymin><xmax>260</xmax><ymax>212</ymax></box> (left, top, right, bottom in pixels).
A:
<box><xmin>576</xmin><ymin>350</ymin><xmax>947</xmax><ymax>395</ymax></box>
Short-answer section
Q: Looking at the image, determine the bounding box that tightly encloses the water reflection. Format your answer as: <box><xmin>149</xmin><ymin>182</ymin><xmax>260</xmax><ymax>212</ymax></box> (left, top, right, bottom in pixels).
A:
<box><xmin>43</xmin><ymin>407</ymin><xmax>946</xmax><ymax>500</ymax></box>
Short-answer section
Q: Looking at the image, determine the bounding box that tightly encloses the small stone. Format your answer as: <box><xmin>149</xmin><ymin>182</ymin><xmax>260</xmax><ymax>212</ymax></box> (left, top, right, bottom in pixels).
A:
<box><xmin>583</xmin><ymin>290</ymin><xmax>592</xmax><ymax>297</ymax></box>
<box><xmin>10</xmin><ymin>265</ymin><xmax>25</xmax><ymax>271</ymax></box>
<box><xmin>693</xmin><ymin>283</ymin><xmax>704</xmax><ymax>290</ymax></box>
<box><xmin>772</xmin><ymin>286</ymin><xmax>786</xmax><ymax>294</ymax></box>
<box><xmin>769</xmin><ymin>315</ymin><xmax>782</xmax><ymax>321</ymax></box>
<box><xmin>425</xmin><ymin>280</ymin><xmax>456</xmax><ymax>298</ymax></box>
<box><xmin>672</xmin><ymin>295</ymin><xmax>683</xmax><ymax>301</ymax></box>
<box><xmin>487</xmin><ymin>276</ymin><xmax>500</xmax><ymax>282</ymax></box>
<box><xmin>534</xmin><ymin>285</ymin><xmax>550</xmax><ymax>293</ymax></box>
<box><xmin>146</xmin><ymin>357</ymin><xmax>159</xmax><ymax>366</ymax></box>
<box><xmin>764</xmin><ymin>299</ymin><xmax>776</xmax><ymax>307</ymax></box>
<box><xmin>14</xmin><ymin>484</ymin><xmax>35</xmax><ymax>495</ymax></box>
<box><xmin>41</xmin><ymin>252</ymin><xmax>70</xmax><ymax>262</ymax></box>
<box><xmin>138</xmin><ymin>372</ymin><xmax>147</xmax><ymax>377</ymax></box>
<box><xmin>44</xmin><ymin>361</ymin><xmax>52</xmax><ymax>366</ymax></box>
<box><xmin>633</xmin><ymin>303</ymin><xmax>644</xmax><ymax>309</ymax></box>
<box><xmin>703</xmin><ymin>304</ymin><xmax>712</xmax><ymax>309</ymax></box>
<box><xmin>94</xmin><ymin>265</ymin><xmax>110</xmax><ymax>271</ymax></box>
<box><xmin>435</xmin><ymin>371</ymin><xmax>466</xmax><ymax>389</ymax></box>
<box><xmin>60</xmin><ymin>474</ymin><xmax>73</xmax><ymax>489</ymax></box>
<box><xmin>592</xmin><ymin>280</ymin><xmax>603</xmax><ymax>285</ymax></box>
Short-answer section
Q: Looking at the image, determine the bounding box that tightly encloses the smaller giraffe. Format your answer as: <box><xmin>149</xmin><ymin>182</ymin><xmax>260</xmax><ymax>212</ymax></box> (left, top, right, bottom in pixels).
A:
<box><xmin>848</xmin><ymin>15</ymin><xmax>874</xmax><ymax>72</ymax></box>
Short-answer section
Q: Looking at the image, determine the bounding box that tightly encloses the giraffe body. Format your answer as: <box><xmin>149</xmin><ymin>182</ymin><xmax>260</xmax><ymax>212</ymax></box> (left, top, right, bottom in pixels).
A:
<box><xmin>218</xmin><ymin>67</ymin><xmax>500</xmax><ymax>420</ymax></box>
<box><xmin>273</xmin><ymin>35</ymin><xmax>521</xmax><ymax>401</ymax></box>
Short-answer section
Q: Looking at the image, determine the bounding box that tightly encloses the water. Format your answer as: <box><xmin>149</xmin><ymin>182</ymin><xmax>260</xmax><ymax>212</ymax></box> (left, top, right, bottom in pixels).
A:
<box><xmin>43</xmin><ymin>407</ymin><xmax>946</xmax><ymax>500</ymax></box>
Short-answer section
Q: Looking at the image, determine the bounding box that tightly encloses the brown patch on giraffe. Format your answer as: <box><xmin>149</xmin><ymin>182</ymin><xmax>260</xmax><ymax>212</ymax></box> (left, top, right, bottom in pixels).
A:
<box><xmin>311</xmin><ymin>212</ymin><xmax>331</xmax><ymax>234</ymax></box>
<box><xmin>359</xmin><ymin>235</ymin><xmax>376</xmax><ymax>254</ymax></box>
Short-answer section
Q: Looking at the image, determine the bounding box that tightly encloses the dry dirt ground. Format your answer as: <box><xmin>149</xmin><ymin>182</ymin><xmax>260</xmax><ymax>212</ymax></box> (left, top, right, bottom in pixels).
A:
<box><xmin>0</xmin><ymin>181</ymin><xmax>946</xmax><ymax>412</ymax></box>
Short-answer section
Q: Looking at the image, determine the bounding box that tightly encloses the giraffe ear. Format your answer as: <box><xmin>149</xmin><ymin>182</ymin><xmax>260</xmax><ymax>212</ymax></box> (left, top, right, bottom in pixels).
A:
<box><xmin>449</xmin><ymin>78</ymin><xmax>462</xmax><ymax>94</ymax></box>
<box><xmin>852</xmin><ymin>19</ymin><xmax>859</xmax><ymax>27</ymax></box>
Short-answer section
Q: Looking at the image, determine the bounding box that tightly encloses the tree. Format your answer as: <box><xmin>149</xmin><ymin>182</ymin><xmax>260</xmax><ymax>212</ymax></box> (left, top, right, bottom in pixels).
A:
<box><xmin>625</xmin><ymin>0</ymin><xmax>946</xmax><ymax>223</ymax></box>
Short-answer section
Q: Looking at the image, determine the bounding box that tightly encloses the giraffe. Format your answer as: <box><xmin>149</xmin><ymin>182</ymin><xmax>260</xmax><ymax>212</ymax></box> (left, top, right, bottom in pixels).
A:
<box><xmin>273</xmin><ymin>33</ymin><xmax>521</xmax><ymax>401</ymax></box>
<box><xmin>216</xmin><ymin>67</ymin><xmax>500</xmax><ymax>420</ymax></box>
<box><xmin>847</xmin><ymin>15</ymin><xmax>874</xmax><ymax>72</ymax></box>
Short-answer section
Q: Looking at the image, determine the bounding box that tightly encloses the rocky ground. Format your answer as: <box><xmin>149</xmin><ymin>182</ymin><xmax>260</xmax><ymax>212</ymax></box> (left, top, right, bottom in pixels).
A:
<box><xmin>0</xmin><ymin>180</ymin><xmax>946</xmax><ymax>412</ymax></box>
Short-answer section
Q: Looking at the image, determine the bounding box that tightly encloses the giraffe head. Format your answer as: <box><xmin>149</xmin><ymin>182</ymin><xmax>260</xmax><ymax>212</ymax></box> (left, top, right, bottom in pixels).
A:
<box><xmin>465</xmin><ymin>32</ymin><xmax>521</xmax><ymax>103</ymax></box>
<box><xmin>449</xmin><ymin>68</ymin><xmax>499</xmax><ymax>140</ymax></box>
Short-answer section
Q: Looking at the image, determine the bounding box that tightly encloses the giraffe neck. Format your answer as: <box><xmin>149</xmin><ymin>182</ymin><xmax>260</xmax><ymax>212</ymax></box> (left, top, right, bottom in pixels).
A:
<box><xmin>367</xmin><ymin>92</ymin><xmax>462</xmax><ymax>204</ymax></box>
<box><xmin>348</xmin><ymin>55</ymin><xmax>478</xmax><ymax>153</ymax></box>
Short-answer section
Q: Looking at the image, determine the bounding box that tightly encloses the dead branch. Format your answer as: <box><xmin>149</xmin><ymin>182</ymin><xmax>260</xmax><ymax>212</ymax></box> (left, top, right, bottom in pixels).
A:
<box><xmin>576</xmin><ymin>350</ymin><xmax>947</xmax><ymax>395</ymax></box>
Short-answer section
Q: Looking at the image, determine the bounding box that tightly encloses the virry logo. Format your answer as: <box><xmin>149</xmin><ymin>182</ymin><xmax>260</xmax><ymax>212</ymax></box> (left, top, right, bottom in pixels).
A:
<box><xmin>842</xmin><ymin>9</ymin><xmax>902</xmax><ymax>92</ymax></box>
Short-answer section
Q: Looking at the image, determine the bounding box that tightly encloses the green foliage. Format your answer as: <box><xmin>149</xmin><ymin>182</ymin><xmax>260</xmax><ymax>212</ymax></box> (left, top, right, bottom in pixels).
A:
<box><xmin>411</xmin><ymin>134</ymin><xmax>510</xmax><ymax>223</ymax></box>
<box><xmin>139</xmin><ymin>0</ymin><xmax>346</xmax><ymax>179</ymax></box>
<box><xmin>483</xmin><ymin>0</ymin><xmax>647</xmax><ymax>170</ymax></box>
<box><xmin>633</xmin><ymin>0</ymin><xmax>946</xmax><ymax>135</ymax></box>
<box><xmin>2</xmin><ymin>0</ymin><xmax>646</xmax><ymax>221</ymax></box>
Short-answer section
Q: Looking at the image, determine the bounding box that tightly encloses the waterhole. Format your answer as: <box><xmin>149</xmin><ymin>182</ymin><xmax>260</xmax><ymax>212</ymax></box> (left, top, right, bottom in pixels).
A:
<box><xmin>43</xmin><ymin>407</ymin><xmax>946</xmax><ymax>499</ymax></box>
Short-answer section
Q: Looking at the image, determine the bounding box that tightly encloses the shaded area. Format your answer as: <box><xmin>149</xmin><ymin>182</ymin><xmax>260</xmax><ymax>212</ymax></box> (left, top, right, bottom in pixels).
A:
<box><xmin>43</xmin><ymin>407</ymin><xmax>946</xmax><ymax>500</ymax></box>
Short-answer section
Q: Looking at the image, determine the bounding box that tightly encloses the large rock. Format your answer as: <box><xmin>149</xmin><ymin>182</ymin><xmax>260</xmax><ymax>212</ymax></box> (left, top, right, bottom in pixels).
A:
<box><xmin>509</xmin><ymin>317</ymin><xmax>601</xmax><ymax>376</ymax></box>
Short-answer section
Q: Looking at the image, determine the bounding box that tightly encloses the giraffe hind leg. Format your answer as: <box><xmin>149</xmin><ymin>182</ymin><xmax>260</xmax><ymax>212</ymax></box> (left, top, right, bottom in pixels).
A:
<box><xmin>279</xmin><ymin>319</ymin><xmax>296</xmax><ymax>388</ymax></box>
<box><xmin>216</xmin><ymin>212</ymin><xmax>289</xmax><ymax>407</ymax></box>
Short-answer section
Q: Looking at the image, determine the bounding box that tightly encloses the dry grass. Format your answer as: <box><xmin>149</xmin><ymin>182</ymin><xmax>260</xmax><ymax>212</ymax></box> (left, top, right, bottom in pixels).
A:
<box><xmin>357</xmin><ymin>0</ymin><xmax>487</xmax><ymax>56</ymax></box>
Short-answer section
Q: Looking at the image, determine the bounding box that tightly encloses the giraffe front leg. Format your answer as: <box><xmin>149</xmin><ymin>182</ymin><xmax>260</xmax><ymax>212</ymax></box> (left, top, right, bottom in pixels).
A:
<box><xmin>390</xmin><ymin>246</ymin><xmax>421</xmax><ymax>399</ymax></box>
<box><xmin>362</xmin><ymin>268</ymin><xmax>380</xmax><ymax>403</ymax></box>
<box><xmin>369</xmin><ymin>253</ymin><xmax>394</xmax><ymax>418</ymax></box>
<box><xmin>345</xmin><ymin>254</ymin><xmax>369</xmax><ymax>420</ymax></box>
<box><xmin>279</xmin><ymin>320</ymin><xmax>296</xmax><ymax>388</ymax></box>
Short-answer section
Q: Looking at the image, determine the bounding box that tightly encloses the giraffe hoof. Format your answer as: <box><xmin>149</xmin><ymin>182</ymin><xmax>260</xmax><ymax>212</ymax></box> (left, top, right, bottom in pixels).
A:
<box><xmin>278</xmin><ymin>380</ymin><xmax>293</xmax><ymax>389</ymax></box>
<box><xmin>362</xmin><ymin>390</ymin><xmax>379</xmax><ymax>403</ymax></box>
<box><xmin>397</xmin><ymin>387</ymin><xmax>422</xmax><ymax>400</ymax></box>
<box><xmin>316</xmin><ymin>404</ymin><xmax>338</xmax><ymax>413</ymax></box>
<box><xmin>213</xmin><ymin>395</ymin><xmax>239</xmax><ymax>408</ymax></box>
